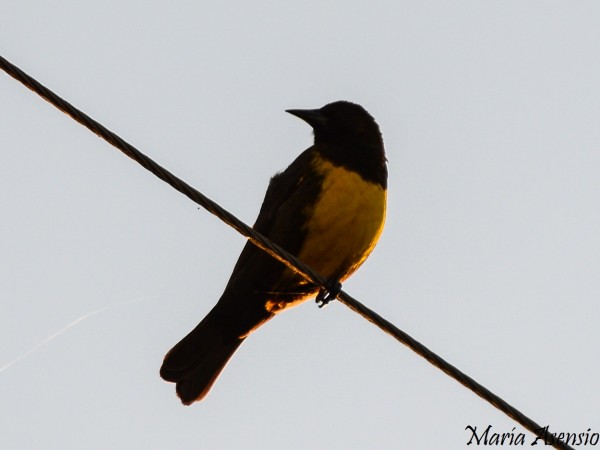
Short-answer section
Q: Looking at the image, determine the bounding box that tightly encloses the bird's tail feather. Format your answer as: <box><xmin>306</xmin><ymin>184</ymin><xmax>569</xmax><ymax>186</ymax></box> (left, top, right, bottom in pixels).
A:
<box><xmin>160</xmin><ymin>313</ymin><xmax>244</xmax><ymax>405</ymax></box>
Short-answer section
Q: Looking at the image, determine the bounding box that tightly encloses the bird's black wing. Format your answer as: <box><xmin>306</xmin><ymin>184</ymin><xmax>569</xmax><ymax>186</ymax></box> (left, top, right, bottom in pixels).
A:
<box><xmin>210</xmin><ymin>147</ymin><xmax>323</xmax><ymax>333</ymax></box>
<box><xmin>223</xmin><ymin>148</ymin><xmax>321</xmax><ymax>288</ymax></box>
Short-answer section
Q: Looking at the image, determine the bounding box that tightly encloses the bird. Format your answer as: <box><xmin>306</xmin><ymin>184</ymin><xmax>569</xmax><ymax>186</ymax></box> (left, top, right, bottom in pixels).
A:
<box><xmin>160</xmin><ymin>100</ymin><xmax>387</xmax><ymax>404</ymax></box>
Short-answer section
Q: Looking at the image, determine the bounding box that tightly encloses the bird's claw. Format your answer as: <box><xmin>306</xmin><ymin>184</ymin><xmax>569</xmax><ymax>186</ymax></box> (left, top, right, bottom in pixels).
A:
<box><xmin>316</xmin><ymin>280</ymin><xmax>342</xmax><ymax>308</ymax></box>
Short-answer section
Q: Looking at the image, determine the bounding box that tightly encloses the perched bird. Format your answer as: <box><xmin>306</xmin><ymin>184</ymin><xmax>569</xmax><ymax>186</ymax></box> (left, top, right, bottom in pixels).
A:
<box><xmin>160</xmin><ymin>100</ymin><xmax>387</xmax><ymax>404</ymax></box>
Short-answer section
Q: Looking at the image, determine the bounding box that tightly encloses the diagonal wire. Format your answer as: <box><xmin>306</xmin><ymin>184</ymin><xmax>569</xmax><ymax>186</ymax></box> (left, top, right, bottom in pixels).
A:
<box><xmin>0</xmin><ymin>54</ymin><xmax>574</xmax><ymax>450</ymax></box>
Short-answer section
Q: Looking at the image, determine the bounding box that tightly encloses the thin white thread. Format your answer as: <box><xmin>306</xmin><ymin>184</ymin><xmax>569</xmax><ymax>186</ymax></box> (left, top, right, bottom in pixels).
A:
<box><xmin>0</xmin><ymin>296</ymin><xmax>146</xmax><ymax>374</ymax></box>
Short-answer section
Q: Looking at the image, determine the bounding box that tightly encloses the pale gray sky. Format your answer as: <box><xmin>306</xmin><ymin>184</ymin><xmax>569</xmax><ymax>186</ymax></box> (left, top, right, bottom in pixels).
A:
<box><xmin>2</xmin><ymin>1</ymin><xmax>599</xmax><ymax>449</ymax></box>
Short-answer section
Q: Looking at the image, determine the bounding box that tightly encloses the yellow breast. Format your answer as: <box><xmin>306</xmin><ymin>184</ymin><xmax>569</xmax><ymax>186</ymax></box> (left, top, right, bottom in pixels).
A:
<box><xmin>298</xmin><ymin>158</ymin><xmax>386</xmax><ymax>280</ymax></box>
<box><xmin>266</xmin><ymin>156</ymin><xmax>386</xmax><ymax>314</ymax></box>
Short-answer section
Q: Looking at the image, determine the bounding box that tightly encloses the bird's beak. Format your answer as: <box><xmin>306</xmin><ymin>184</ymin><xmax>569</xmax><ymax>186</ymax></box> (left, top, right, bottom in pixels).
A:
<box><xmin>285</xmin><ymin>108</ymin><xmax>328</xmax><ymax>128</ymax></box>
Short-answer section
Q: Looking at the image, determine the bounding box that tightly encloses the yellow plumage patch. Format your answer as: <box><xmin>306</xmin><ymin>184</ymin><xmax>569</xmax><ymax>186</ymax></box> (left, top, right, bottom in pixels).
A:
<box><xmin>265</xmin><ymin>156</ymin><xmax>386</xmax><ymax>314</ymax></box>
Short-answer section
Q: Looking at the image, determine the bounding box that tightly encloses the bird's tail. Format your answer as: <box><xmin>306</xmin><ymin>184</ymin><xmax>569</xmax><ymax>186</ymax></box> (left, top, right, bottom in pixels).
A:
<box><xmin>160</xmin><ymin>312</ymin><xmax>244</xmax><ymax>405</ymax></box>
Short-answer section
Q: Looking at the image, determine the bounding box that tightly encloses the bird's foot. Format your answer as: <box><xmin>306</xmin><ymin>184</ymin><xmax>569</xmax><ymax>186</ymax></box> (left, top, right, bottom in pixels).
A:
<box><xmin>316</xmin><ymin>279</ymin><xmax>342</xmax><ymax>308</ymax></box>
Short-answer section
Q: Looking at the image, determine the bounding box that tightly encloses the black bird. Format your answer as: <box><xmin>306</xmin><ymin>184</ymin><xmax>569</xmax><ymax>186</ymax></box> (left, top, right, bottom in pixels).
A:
<box><xmin>160</xmin><ymin>101</ymin><xmax>387</xmax><ymax>404</ymax></box>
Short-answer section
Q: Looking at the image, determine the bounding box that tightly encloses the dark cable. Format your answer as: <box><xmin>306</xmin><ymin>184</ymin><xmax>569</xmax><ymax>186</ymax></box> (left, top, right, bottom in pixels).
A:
<box><xmin>0</xmin><ymin>54</ymin><xmax>575</xmax><ymax>450</ymax></box>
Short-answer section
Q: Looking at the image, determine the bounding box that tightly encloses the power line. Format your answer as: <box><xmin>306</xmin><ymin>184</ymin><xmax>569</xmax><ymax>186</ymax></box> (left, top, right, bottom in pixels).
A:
<box><xmin>0</xmin><ymin>54</ymin><xmax>575</xmax><ymax>450</ymax></box>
